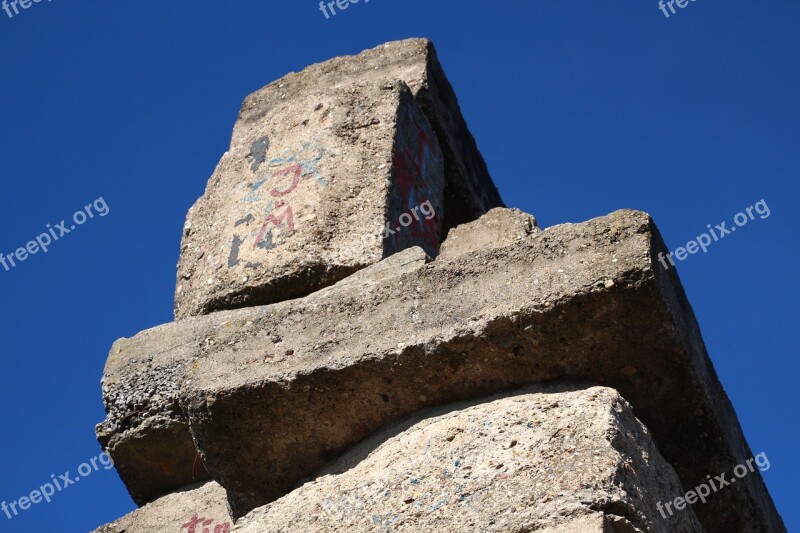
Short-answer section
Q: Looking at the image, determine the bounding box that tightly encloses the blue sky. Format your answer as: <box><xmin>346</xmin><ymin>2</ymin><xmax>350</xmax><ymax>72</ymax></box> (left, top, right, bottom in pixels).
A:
<box><xmin>0</xmin><ymin>1</ymin><xmax>797</xmax><ymax>531</ymax></box>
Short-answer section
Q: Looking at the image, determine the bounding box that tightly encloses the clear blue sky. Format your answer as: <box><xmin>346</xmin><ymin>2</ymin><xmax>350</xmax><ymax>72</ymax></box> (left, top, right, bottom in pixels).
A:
<box><xmin>0</xmin><ymin>1</ymin><xmax>797</xmax><ymax>531</ymax></box>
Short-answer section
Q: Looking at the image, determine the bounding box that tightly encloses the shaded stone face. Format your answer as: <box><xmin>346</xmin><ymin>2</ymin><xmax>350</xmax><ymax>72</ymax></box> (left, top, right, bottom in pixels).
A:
<box><xmin>234</xmin><ymin>385</ymin><xmax>704</xmax><ymax>533</ymax></box>
<box><xmin>174</xmin><ymin>38</ymin><xmax>503</xmax><ymax>320</ymax></box>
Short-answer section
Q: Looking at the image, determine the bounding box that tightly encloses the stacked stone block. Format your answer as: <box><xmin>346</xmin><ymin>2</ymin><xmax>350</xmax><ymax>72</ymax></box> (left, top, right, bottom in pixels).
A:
<box><xmin>95</xmin><ymin>39</ymin><xmax>785</xmax><ymax>532</ymax></box>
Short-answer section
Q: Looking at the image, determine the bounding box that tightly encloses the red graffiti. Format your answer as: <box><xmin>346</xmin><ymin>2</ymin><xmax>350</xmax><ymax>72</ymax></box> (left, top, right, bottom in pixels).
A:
<box><xmin>391</xmin><ymin>115</ymin><xmax>442</xmax><ymax>252</ymax></box>
<box><xmin>181</xmin><ymin>514</ymin><xmax>231</xmax><ymax>533</ymax></box>
<box><xmin>253</xmin><ymin>164</ymin><xmax>302</xmax><ymax>248</ymax></box>
<box><xmin>269</xmin><ymin>164</ymin><xmax>302</xmax><ymax>197</ymax></box>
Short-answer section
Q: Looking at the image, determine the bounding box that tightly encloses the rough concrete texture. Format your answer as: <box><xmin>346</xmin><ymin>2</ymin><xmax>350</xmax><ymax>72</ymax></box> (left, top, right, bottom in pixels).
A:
<box><xmin>234</xmin><ymin>385</ymin><xmax>704</xmax><ymax>533</ymax></box>
<box><xmin>97</xmin><ymin>246</ymin><xmax>428</xmax><ymax>505</ymax></box>
<box><xmin>182</xmin><ymin>209</ymin><xmax>783</xmax><ymax>530</ymax></box>
<box><xmin>175</xmin><ymin>78</ymin><xmax>445</xmax><ymax>319</ymax></box>
<box><xmin>438</xmin><ymin>207</ymin><xmax>539</xmax><ymax>260</ymax></box>
<box><xmin>93</xmin><ymin>481</ymin><xmax>232</xmax><ymax>533</ymax></box>
<box><xmin>99</xmin><ymin>208</ymin><xmax>784</xmax><ymax>531</ymax></box>
<box><xmin>175</xmin><ymin>37</ymin><xmax>504</xmax><ymax>320</ymax></box>
<box><xmin>234</xmin><ymin>37</ymin><xmax>503</xmax><ymax>233</ymax></box>
<box><xmin>96</xmin><ymin>323</ymin><xmax>211</xmax><ymax>505</ymax></box>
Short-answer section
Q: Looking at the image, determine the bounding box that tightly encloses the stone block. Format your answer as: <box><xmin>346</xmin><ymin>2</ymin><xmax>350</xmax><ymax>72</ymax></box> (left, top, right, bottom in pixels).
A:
<box><xmin>97</xmin><ymin>247</ymin><xmax>427</xmax><ymax>505</ymax></box>
<box><xmin>175</xmin><ymin>79</ymin><xmax>444</xmax><ymax>319</ymax></box>
<box><xmin>175</xmin><ymin>38</ymin><xmax>504</xmax><ymax>319</ymax></box>
<box><xmin>234</xmin><ymin>386</ymin><xmax>703</xmax><ymax>532</ymax></box>
<box><xmin>99</xmin><ymin>208</ymin><xmax>784</xmax><ymax>531</ymax></box>
<box><xmin>179</xmin><ymin>208</ymin><xmax>783</xmax><ymax>531</ymax></box>
<box><xmin>438</xmin><ymin>207</ymin><xmax>539</xmax><ymax>260</ymax></box>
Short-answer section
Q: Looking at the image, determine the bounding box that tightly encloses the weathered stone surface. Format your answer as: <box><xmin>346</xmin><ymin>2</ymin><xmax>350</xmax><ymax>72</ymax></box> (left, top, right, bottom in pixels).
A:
<box><xmin>179</xmin><ymin>208</ymin><xmax>782</xmax><ymax>531</ymax></box>
<box><xmin>235</xmin><ymin>37</ymin><xmax>503</xmax><ymax>233</ymax></box>
<box><xmin>438</xmin><ymin>207</ymin><xmax>539</xmax><ymax>260</ymax></box>
<box><xmin>96</xmin><ymin>324</ymin><xmax>212</xmax><ymax>505</ymax></box>
<box><xmin>175</xmin><ymin>38</ymin><xmax>503</xmax><ymax>320</ymax></box>
<box><xmin>234</xmin><ymin>386</ymin><xmax>704</xmax><ymax>532</ymax></box>
<box><xmin>175</xmin><ymin>77</ymin><xmax>445</xmax><ymax>319</ymax></box>
<box><xmin>93</xmin><ymin>481</ymin><xmax>231</xmax><ymax>533</ymax></box>
<box><xmin>97</xmin><ymin>246</ymin><xmax>427</xmax><ymax>505</ymax></box>
<box><xmin>100</xmin><ymin>208</ymin><xmax>784</xmax><ymax>531</ymax></box>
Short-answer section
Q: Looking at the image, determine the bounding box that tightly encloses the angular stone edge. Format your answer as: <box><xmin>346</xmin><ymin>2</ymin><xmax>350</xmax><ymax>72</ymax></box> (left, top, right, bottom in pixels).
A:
<box><xmin>97</xmin><ymin>247</ymin><xmax>429</xmax><ymax>505</ymax></box>
<box><xmin>234</xmin><ymin>37</ymin><xmax>504</xmax><ymax>234</ymax></box>
<box><xmin>175</xmin><ymin>77</ymin><xmax>449</xmax><ymax>319</ymax></box>
<box><xmin>232</xmin><ymin>384</ymin><xmax>703</xmax><ymax>533</ymax></box>
<box><xmin>179</xmin><ymin>209</ymin><xmax>784</xmax><ymax>531</ymax></box>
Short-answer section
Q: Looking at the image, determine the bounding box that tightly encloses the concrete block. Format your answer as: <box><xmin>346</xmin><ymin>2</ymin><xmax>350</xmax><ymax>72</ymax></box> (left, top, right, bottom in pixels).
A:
<box><xmin>175</xmin><ymin>38</ymin><xmax>503</xmax><ymax>319</ymax></box>
<box><xmin>175</xmin><ymin>79</ymin><xmax>444</xmax><ymax>319</ymax></box>
<box><xmin>234</xmin><ymin>386</ymin><xmax>703</xmax><ymax>532</ymax></box>
<box><xmin>180</xmin><ymin>208</ymin><xmax>783</xmax><ymax>531</ymax></box>
<box><xmin>97</xmin><ymin>247</ymin><xmax>427</xmax><ymax>505</ymax></box>
<box><xmin>99</xmin><ymin>208</ymin><xmax>784</xmax><ymax>531</ymax></box>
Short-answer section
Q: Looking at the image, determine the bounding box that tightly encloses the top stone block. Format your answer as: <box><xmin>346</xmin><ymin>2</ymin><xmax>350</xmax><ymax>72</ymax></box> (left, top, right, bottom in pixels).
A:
<box><xmin>175</xmin><ymin>38</ymin><xmax>503</xmax><ymax>319</ymax></box>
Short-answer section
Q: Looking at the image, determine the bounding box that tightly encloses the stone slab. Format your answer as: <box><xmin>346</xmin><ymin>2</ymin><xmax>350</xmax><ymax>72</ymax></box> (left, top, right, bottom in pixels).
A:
<box><xmin>182</xmin><ymin>208</ymin><xmax>783</xmax><ymax>530</ymax></box>
<box><xmin>234</xmin><ymin>385</ymin><xmax>703</xmax><ymax>533</ymax></box>
<box><xmin>97</xmin><ymin>247</ymin><xmax>428</xmax><ymax>505</ymax></box>
<box><xmin>100</xmin><ymin>208</ymin><xmax>785</xmax><ymax>531</ymax></box>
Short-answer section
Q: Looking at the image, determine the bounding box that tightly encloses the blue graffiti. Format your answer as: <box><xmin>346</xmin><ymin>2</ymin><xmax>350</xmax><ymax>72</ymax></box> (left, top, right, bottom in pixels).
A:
<box><xmin>242</xmin><ymin>179</ymin><xmax>266</xmax><ymax>203</ymax></box>
<box><xmin>267</xmin><ymin>136</ymin><xmax>331</xmax><ymax>186</ymax></box>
